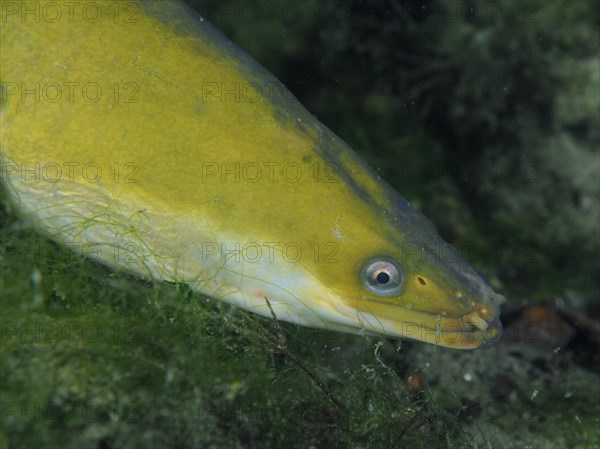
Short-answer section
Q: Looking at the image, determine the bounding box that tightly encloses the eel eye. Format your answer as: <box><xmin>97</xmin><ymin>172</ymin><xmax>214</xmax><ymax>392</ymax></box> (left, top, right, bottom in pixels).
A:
<box><xmin>360</xmin><ymin>257</ymin><xmax>403</xmax><ymax>297</ymax></box>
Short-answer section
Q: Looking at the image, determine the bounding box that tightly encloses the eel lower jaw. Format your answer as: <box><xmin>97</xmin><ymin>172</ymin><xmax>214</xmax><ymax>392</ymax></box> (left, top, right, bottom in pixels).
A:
<box><xmin>429</xmin><ymin>316</ymin><xmax>503</xmax><ymax>349</ymax></box>
<box><xmin>398</xmin><ymin>315</ymin><xmax>502</xmax><ymax>350</ymax></box>
<box><xmin>348</xmin><ymin>303</ymin><xmax>503</xmax><ymax>350</ymax></box>
<box><xmin>421</xmin><ymin>303</ymin><xmax>503</xmax><ymax>349</ymax></box>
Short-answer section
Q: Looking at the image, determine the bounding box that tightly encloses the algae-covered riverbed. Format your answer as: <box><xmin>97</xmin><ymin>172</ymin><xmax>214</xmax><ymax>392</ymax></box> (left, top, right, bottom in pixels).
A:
<box><xmin>1</xmin><ymin>0</ymin><xmax>599</xmax><ymax>448</ymax></box>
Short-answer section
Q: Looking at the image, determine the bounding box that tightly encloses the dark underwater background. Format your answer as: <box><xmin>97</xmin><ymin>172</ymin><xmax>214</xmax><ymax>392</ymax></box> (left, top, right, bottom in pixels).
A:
<box><xmin>1</xmin><ymin>0</ymin><xmax>598</xmax><ymax>447</ymax></box>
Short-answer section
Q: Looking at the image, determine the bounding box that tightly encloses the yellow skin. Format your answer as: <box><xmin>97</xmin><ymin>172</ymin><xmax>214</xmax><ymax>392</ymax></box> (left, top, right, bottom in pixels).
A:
<box><xmin>0</xmin><ymin>0</ymin><xmax>504</xmax><ymax>348</ymax></box>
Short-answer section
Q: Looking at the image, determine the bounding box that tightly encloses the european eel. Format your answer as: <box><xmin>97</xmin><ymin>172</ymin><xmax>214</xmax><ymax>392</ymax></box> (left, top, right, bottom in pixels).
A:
<box><xmin>0</xmin><ymin>0</ymin><xmax>504</xmax><ymax>349</ymax></box>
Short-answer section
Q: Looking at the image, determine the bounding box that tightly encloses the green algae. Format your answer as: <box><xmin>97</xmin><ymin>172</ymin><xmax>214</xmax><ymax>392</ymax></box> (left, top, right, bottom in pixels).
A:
<box><xmin>1</xmin><ymin>195</ymin><xmax>473</xmax><ymax>448</ymax></box>
<box><xmin>2</xmin><ymin>0</ymin><xmax>599</xmax><ymax>448</ymax></box>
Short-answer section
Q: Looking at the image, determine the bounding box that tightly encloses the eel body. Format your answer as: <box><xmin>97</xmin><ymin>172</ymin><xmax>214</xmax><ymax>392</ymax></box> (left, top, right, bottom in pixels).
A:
<box><xmin>0</xmin><ymin>0</ymin><xmax>504</xmax><ymax>348</ymax></box>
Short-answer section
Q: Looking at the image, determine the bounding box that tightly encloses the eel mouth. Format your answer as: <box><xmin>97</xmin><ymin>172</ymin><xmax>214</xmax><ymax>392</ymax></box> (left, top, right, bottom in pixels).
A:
<box><xmin>353</xmin><ymin>302</ymin><xmax>503</xmax><ymax>350</ymax></box>
<box><xmin>416</xmin><ymin>314</ymin><xmax>503</xmax><ymax>349</ymax></box>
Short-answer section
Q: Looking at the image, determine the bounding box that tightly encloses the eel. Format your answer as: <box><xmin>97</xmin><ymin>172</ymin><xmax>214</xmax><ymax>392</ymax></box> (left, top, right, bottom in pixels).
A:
<box><xmin>0</xmin><ymin>0</ymin><xmax>504</xmax><ymax>349</ymax></box>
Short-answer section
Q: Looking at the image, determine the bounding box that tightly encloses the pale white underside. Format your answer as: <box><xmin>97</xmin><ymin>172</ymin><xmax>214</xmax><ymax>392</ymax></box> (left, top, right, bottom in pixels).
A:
<box><xmin>3</xmin><ymin>162</ymin><xmax>378</xmax><ymax>335</ymax></box>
